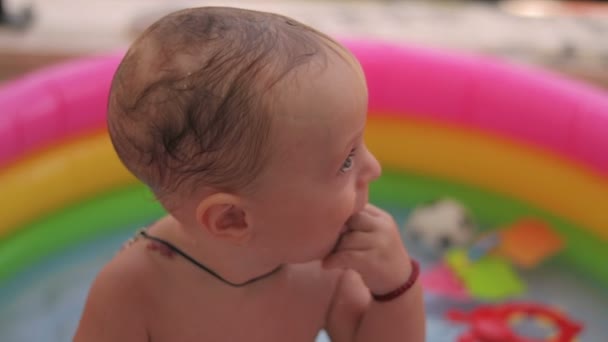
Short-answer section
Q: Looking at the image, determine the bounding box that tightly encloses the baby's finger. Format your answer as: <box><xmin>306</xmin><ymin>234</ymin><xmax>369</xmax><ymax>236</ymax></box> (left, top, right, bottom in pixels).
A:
<box><xmin>346</xmin><ymin>211</ymin><xmax>377</xmax><ymax>232</ymax></box>
<box><xmin>322</xmin><ymin>250</ymin><xmax>367</xmax><ymax>270</ymax></box>
<box><xmin>363</xmin><ymin>203</ymin><xmax>385</xmax><ymax>217</ymax></box>
<box><xmin>334</xmin><ymin>231</ymin><xmax>374</xmax><ymax>252</ymax></box>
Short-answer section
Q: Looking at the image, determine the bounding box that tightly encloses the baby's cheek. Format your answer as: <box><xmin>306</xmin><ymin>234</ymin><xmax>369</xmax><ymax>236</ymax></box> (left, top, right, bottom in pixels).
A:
<box><xmin>337</xmin><ymin>188</ymin><xmax>358</xmax><ymax>218</ymax></box>
<box><xmin>316</xmin><ymin>184</ymin><xmax>357</xmax><ymax>224</ymax></box>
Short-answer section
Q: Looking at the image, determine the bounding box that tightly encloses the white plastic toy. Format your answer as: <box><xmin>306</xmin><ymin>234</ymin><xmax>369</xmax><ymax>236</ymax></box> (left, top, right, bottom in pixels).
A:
<box><xmin>404</xmin><ymin>198</ymin><xmax>476</xmax><ymax>254</ymax></box>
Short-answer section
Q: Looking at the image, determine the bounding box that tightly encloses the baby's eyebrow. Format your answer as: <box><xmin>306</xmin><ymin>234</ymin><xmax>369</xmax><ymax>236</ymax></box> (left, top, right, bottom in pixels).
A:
<box><xmin>338</xmin><ymin>130</ymin><xmax>364</xmax><ymax>158</ymax></box>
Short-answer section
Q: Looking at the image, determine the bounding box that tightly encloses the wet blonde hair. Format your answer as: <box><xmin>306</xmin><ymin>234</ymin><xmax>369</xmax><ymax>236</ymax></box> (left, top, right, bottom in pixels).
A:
<box><xmin>107</xmin><ymin>7</ymin><xmax>346</xmax><ymax>202</ymax></box>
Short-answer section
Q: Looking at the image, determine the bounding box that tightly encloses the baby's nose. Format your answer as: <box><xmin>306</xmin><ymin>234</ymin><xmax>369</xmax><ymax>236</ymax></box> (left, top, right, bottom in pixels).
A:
<box><xmin>361</xmin><ymin>146</ymin><xmax>382</xmax><ymax>183</ymax></box>
<box><xmin>369</xmin><ymin>153</ymin><xmax>382</xmax><ymax>180</ymax></box>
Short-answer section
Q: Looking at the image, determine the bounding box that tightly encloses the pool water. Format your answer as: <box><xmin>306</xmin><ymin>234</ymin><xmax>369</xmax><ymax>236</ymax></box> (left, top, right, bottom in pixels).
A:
<box><xmin>1</xmin><ymin>219</ymin><xmax>607</xmax><ymax>342</ymax></box>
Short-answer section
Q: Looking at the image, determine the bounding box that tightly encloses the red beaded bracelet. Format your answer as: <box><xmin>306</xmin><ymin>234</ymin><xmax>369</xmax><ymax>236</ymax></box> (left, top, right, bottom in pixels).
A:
<box><xmin>372</xmin><ymin>259</ymin><xmax>420</xmax><ymax>302</ymax></box>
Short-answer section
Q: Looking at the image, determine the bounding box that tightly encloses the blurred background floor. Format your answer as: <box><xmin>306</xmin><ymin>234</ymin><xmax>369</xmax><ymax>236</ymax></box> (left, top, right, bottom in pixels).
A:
<box><xmin>1</xmin><ymin>0</ymin><xmax>607</xmax><ymax>87</ymax></box>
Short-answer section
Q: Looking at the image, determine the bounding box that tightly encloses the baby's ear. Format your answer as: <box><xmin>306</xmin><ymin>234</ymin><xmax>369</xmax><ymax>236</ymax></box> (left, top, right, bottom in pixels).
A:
<box><xmin>195</xmin><ymin>193</ymin><xmax>251</xmax><ymax>244</ymax></box>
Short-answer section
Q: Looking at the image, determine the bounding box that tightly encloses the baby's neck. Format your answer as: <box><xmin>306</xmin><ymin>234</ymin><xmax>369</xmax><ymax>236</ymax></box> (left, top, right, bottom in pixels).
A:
<box><xmin>147</xmin><ymin>216</ymin><xmax>284</xmax><ymax>288</ymax></box>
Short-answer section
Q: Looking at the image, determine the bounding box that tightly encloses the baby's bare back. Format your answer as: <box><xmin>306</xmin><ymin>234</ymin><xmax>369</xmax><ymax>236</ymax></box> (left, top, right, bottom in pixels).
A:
<box><xmin>80</xmin><ymin>236</ymin><xmax>339</xmax><ymax>342</ymax></box>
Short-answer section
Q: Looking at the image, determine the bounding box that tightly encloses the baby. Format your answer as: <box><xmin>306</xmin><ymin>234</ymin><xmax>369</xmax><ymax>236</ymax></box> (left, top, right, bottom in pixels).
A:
<box><xmin>74</xmin><ymin>7</ymin><xmax>425</xmax><ymax>342</ymax></box>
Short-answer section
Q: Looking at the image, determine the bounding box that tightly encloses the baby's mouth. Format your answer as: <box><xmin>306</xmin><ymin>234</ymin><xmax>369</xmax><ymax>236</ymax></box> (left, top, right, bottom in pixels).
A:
<box><xmin>331</xmin><ymin>223</ymin><xmax>351</xmax><ymax>254</ymax></box>
<box><xmin>340</xmin><ymin>224</ymin><xmax>350</xmax><ymax>235</ymax></box>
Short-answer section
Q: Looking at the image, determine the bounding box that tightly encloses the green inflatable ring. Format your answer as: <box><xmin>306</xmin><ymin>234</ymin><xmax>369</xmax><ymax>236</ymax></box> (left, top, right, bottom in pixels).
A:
<box><xmin>1</xmin><ymin>172</ymin><xmax>606</xmax><ymax>288</ymax></box>
<box><xmin>0</xmin><ymin>185</ymin><xmax>164</xmax><ymax>283</ymax></box>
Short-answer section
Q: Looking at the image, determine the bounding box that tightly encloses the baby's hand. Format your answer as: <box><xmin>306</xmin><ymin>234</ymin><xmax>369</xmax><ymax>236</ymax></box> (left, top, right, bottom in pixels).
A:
<box><xmin>323</xmin><ymin>204</ymin><xmax>412</xmax><ymax>295</ymax></box>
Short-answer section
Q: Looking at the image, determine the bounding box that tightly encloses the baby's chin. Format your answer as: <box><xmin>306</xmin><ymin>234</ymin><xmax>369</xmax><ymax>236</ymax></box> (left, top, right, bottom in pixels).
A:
<box><xmin>286</xmin><ymin>235</ymin><xmax>346</xmax><ymax>264</ymax></box>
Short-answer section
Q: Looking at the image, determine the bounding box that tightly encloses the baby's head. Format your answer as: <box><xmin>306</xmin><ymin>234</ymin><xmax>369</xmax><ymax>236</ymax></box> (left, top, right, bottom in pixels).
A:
<box><xmin>108</xmin><ymin>7</ymin><xmax>381</xmax><ymax>263</ymax></box>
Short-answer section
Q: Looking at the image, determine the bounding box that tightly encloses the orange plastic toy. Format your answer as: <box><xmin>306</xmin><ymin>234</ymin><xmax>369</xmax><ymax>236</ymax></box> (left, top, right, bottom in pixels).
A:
<box><xmin>496</xmin><ymin>218</ymin><xmax>564</xmax><ymax>268</ymax></box>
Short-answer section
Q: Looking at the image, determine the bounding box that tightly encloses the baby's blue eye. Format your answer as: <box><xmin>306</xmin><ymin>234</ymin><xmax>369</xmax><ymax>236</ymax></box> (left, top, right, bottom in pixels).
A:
<box><xmin>340</xmin><ymin>151</ymin><xmax>356</xmax><ymax>173</ymax></box>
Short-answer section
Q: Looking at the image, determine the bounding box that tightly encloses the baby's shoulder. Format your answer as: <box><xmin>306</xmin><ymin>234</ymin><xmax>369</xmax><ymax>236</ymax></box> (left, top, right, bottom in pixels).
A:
<box><xmin>92</xmin><ymin>235</ymin><xmax>160</xmax><ymax>301</ymax></box>
<box><xmin>74</xmin><ymin>235</ymin><xmax>159</xmax><ymax>341</ymax></box>
<box><xmin>83</xmin><ymin>228</ymin><xmax>171</xmax><ymax>313</ymax></box>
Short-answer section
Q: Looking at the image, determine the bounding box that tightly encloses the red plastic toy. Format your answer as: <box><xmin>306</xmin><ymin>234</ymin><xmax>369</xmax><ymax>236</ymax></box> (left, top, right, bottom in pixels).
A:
<box><xmin>446</xmin><ymin>302</ymin><xmax>583</xmax><ymax>342</ymax></box>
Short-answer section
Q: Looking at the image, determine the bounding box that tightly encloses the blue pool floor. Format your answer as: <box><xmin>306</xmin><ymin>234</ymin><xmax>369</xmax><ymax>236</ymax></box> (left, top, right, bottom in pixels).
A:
<box><xmin>1</xmin><ymin>225</ymin><xmax>607</xmax><ymax>342</ymax></box>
